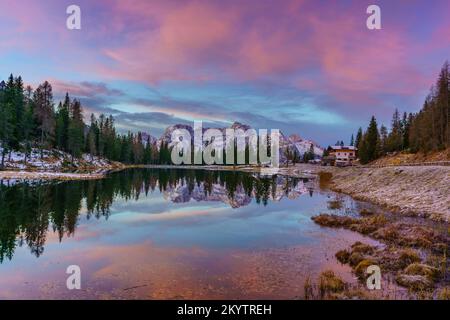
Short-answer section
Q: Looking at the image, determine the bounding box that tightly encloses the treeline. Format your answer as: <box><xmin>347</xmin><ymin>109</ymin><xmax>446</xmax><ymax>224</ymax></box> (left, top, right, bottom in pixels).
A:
<box><xmin>354</xmin><ymin>61</ymin><xmax>450</xmax><ymax>164</ymax></box>
<box><xmin>0</xmin><ymin>75</ymin><xmax>169</xmax><ymax>167</ymax></box>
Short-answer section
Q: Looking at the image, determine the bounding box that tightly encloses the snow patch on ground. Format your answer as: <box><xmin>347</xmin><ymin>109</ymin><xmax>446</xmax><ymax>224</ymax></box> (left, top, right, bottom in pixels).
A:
<box><xmin>0</xmin><ymin>147</ymin><xmax>116</xmax><ymax>171</ymax></box>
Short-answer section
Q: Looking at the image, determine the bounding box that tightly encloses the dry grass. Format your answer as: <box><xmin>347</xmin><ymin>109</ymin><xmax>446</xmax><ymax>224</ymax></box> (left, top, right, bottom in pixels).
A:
<box><xmin>311</xmin><ymin>214</ymin><xmax>356</xmax><ymax>228</ymax></box>
<box><xmin>370</xmin><ymin>148</ymin><xmax>450</xmax><ymax>166</ymax></box>
<box><xmin>327</xmin><ymin>199</ymin><xmax>344</xmax><ymax>210</ymax></box>
<box><xmin>351</xmin><ymin>242</ymin><xmax>375</xmax><ymax>255</ymax></box>
<box><xmin>359</xmin><ymin>208</ymin><xmax>375</xmax><ymax>216</ymax></box>
<box><xmin>313</xmin><ymin>211</ymin><xmax>449</xmax><ymax>295</ymax></box>
<box><xmin>303</xmin><ymin>276</ymin><xmax>313</xmax><ymax>300</ymax></box>
<box><xmin>395</xmin><ymin>274</ymin><xmax>434</xmax><ymax>292</ymax></box>
<box><xmin>335</xmin><ymin>250</ymin><xmax>351</xmax><ymax>264</ymax></box>
<box><xmin>354</xmin><ymin>259</ymin><xmax>377</xmax><ymax>279</ymax></box>
<box><xmin>437</xmin><ymin>288</ymin><xmax>450</xmax><ymax>300</ymax></box>
<box><xmin>331</xmin><ymin>239</ymin><xmax>446</xmax><ymax>295</ymax></box>
<box><xmin>404</xmin><ymin>263</ymin><xmax>440</xmax><ymax>280</ymax></box>
<box><xmin>312</xmin><ymin>213</ymin><xmax>388</xmax><ymax>235</ymax></box>
<box><xmin>319</xmin><ymin>270</ymin><xmax>346</xmax><ymax>298</ymax></box>
<box><xmin>397</xmin><ymin>249</ymin><xmax>421</xmax><ymax>269</ymax></box>
<box><xmin>373</xmin><ymin>223</ymin><xmax>447</xmax><ymax>252</ymax></box>
<box><xmin>303</xmin><ymin>271</ymin><xmax>373</xmax><ymax>300</ymax></box>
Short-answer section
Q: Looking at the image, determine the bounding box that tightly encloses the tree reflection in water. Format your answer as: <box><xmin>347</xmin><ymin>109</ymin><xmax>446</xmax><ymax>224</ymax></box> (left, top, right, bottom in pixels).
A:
<box><xmin>0</xmin><ymin>169</ymin><xmax>309</xmax><ymax>263</ymax></box>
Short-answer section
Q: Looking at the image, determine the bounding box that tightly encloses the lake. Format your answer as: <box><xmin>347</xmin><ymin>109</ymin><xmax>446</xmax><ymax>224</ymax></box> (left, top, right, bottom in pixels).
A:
<box><xmin>0</xmin><ymin>168</ymin><xmax>380</xmax><ymax>299</ymax></box>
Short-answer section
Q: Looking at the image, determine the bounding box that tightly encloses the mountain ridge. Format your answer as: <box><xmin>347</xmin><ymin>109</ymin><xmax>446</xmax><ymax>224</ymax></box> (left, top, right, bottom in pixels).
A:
<box><xmin>141</xmin><ymin>122</ymin><xmax>324</xmax><ymax>162</ymax></box>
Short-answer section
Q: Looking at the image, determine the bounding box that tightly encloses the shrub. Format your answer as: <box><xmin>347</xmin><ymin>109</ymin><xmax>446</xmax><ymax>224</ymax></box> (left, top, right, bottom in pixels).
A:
<box><xmin>319</xmin><ymin>270</ymin><xmax>346</xmax><ymax>298</ymax></box>
<box><xmin>335</xmin><ymin>250</ymin><xmax>350</xmax><ymax>264</ymax></box>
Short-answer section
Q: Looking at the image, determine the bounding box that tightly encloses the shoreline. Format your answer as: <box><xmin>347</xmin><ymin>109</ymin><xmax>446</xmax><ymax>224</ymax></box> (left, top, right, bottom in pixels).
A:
<box><xmin>321</xmin><ymin>166</ymin><xmax>450</xmax><ymax>223</ymax></box>
<box><xmin>0</xmin><ymin>170</ymin><xmax>107</xmax><ymax>181</ymax></box>
<box><xmin>1</xmin><ymin>164</ymin><xmax>448</xmax><ymax>223</ymax></box>
<box><xmin>1</xmin><ymin>163</ymin><xmax>448</xmax><ymax>298</ymax></box>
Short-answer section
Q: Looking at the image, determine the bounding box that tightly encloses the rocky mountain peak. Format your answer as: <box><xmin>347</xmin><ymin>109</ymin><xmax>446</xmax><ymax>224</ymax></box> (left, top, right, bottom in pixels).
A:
<box><xmin>230</xmin><ymin>122</ymin><xmax>251</xmax><ymax>131</ymax></box>
<box><xmin>288</xmin><ymin>134</ymin><xmax>303</xmax><ymax>143</ymax></box>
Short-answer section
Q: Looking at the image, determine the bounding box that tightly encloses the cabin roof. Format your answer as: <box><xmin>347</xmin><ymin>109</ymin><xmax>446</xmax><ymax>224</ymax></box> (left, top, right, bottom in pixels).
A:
<box><xmin>329</xmin><ymin>145</ymin><xmax>357</xmax><ymax>151</ymax></box>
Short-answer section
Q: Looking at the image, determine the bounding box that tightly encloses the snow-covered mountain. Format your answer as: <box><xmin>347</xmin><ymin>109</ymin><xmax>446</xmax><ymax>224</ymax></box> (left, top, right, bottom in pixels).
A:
<box><xmin>163</xmin><ymin>183</ymin><xmax>252</xmax><ymax>208</ymax></box>
<box><xmin>141</xmin><ymin>132</ymin><xmax>158</xmax><ymax>145</ymax></box>
<box><xmin>159</xmin><ymin>124</ymin><xmax>194</xmax><ymax>146</ymax></box>
<box><xmin>157</xmin><ymin>122</ymin><xmax>324</xmax><ymax>162</ymax></box>
<box><xmin>162</xmin><ymin>175</ymin><xmax>309</xmax><ymax>208</ymax></box>
<box><xmin>287</xmin><ymin>134</ymin><xmax>324</xmax><ymax>159</ymax></box>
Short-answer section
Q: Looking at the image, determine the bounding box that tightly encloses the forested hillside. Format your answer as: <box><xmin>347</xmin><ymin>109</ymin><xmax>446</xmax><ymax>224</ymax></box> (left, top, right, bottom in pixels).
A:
<box><xmin>354</xmin><ymin>62</ymin><xmax>449</xmax><ymax>164</ymax></box>
<box><xmin>0</xmin><ymin>75</ymin><xmax>165</xmax><ymax>168</ymax></box>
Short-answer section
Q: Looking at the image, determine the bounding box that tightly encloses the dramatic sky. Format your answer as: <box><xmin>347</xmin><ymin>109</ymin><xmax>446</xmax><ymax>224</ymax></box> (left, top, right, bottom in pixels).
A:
<box><xmin>0</xmin><ymin>0</ymin><xmax>449</xmax><ymax>145</ymax></box>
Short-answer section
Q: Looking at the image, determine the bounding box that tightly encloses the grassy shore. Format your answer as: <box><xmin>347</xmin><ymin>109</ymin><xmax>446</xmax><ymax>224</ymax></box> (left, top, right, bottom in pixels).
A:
<box><xmin>304</xmin><ymin>163</ymin><xmax>450</xmax><ymax>299</ymax></box>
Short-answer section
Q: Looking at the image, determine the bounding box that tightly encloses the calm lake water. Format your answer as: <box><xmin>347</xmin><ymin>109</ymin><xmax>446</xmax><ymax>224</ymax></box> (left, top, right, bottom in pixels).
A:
<box><xmin>0</xmin><ymin>168</ymin><xmax>380</xmax><ymax>299</ymax></box>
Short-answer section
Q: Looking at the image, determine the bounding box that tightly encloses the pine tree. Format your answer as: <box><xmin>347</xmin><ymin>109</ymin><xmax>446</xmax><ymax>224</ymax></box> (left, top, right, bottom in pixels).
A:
<box><xmin>152</xmin><ymin>141</ymin><xmax>159</xmax><ymax>164</ymax></box>
<box><xmin>55</xmin><ymin>93</ymin><xmax>70</xmax><ymax>151</ymax></box>
<box><xmin>22</xmin><ymin>86</ymin><xmax>36</xmax><ymax>163</ymax></box>
<box><xmin>402</xmin><ymin>112</ymin><xmax>412</xmax><ymax>150</ymax></box>
<box><xmin>33</xmin><ymin>81</ymin><xmax>55</xmax><ymax>158</ymax></box>
<box><xmin>159</xmin><ymin>140</ymin><xmax>171</xmax><ymax>165</ymax></box>
<box><xmin>0</xmin><ymin>81</ymin><xmax>14</xmax><ymax>168</ymax></box>
<box><xmin>356</xmin><ymin>116</ymin><xmax>380</xmax><ymax>164</ymax></box>
<box><xmin>435</xmin><ymin>61</ymin><xmax>449</xmax><ymax>149</ymax></box>
<box><xmin>365</xmin><ymin>116</ymin><xmax>379</xmax><ymax>162</ymax></box>
<box><xmin>358</xmin><ymin>132</ymin><xmax>369</xmax><ymax>164</ymax></box>
<box><xmin>68</xmin><ymin>99</ymin><xmax>85</xmax><ymax>161</ymax></box>
<box><xmin>409</xmin><ymin>62</ymin><xmax>450</xmax><ymax>153</ymax></box>
<box><xmin>119</xmin><ymin>134</ymin><xmax>131</xmax><ymax>163</ymax></box>
<box><xmin>355</xmin><ymin>127</ymin><xmax>363</xmax><ymax>151</ymax></box>
<box><xmin>12</xmin><ymin>75</ymin><xmax>25</xmax><ymax>150</ymax></box>
<box><xmin>97</xmin><ymin>114</ymin><xmax>106</xmax><ymax>157</ymax></box>
<box><xmin>302</xmin><ymin>144</ymin><xmax>315</xmax><ymax>163</ymax></box>
<box><xmin>143</xmin><ymin>136</ymin><xmax>152</xmax><ymax>164</ymax></box>
<box><xmin>86</xmin><ymin>114</ymin><xmax>98</xmax><ymax>160</ymax></box>
<box><xmin>1</xmin><ymin>75</ymin><xmax>20</xmax><ymax>158</ymax></box>
<box><xmin>379</xmin><ymin>125</ymin><xmax>388</xmax><ymax>156</ymax></box>
<box><xmin>133</xmin><ymin>132</ymin><xmax>144</xmax><ymax>164</ymax></box>
<box><xmin>387</xmin><ymin>108</ymin><xmax>403</xmax><ymax>152</ymax></box>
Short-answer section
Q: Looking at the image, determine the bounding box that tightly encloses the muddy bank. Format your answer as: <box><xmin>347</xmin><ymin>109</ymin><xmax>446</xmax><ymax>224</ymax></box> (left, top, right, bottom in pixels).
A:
<box><xmin>319</xmin><ymin>166</ymin><xmax>450</xmax><ymax>222</ymax></box>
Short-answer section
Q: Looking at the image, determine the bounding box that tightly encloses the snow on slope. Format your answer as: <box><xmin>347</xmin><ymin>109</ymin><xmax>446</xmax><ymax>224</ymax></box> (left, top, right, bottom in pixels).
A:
<box><xmin>288</xmin><ymin>134</ymin><xmax>324</xmax><ymax>158</ymax></box>
<box><xmin>158</xmin><ymin>122</ymin><xmax>324</xmax><ymax>161</ymax></box>
<box><xmin>0</xmin><ymin>147</ymin><xmax>117</xmax><ymax>171</ymax></box>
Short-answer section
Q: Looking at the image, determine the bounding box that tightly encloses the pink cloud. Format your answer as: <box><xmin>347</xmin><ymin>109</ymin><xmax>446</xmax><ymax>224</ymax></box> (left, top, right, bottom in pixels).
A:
<box><xmin>2</xmin><ymin>0</ymin><xmax>448</xmax><ymax>119</ymax></box>
<box><xmin>94</xmin><ymin>0</ymin><xmax>437</xmax><ymax>98</ymax></box>
<box><xmin>51</xmin><ymin>79</ymin><xmax>123</xmax><ymax>98</ymax></box>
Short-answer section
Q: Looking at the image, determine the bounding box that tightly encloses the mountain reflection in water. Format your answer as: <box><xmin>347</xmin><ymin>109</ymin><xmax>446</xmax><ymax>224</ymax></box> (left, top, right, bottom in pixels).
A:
<box><xmin>0</xmin><ymin>169</ymin><xmax>312</xmax><ymax>263</ymax></box>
